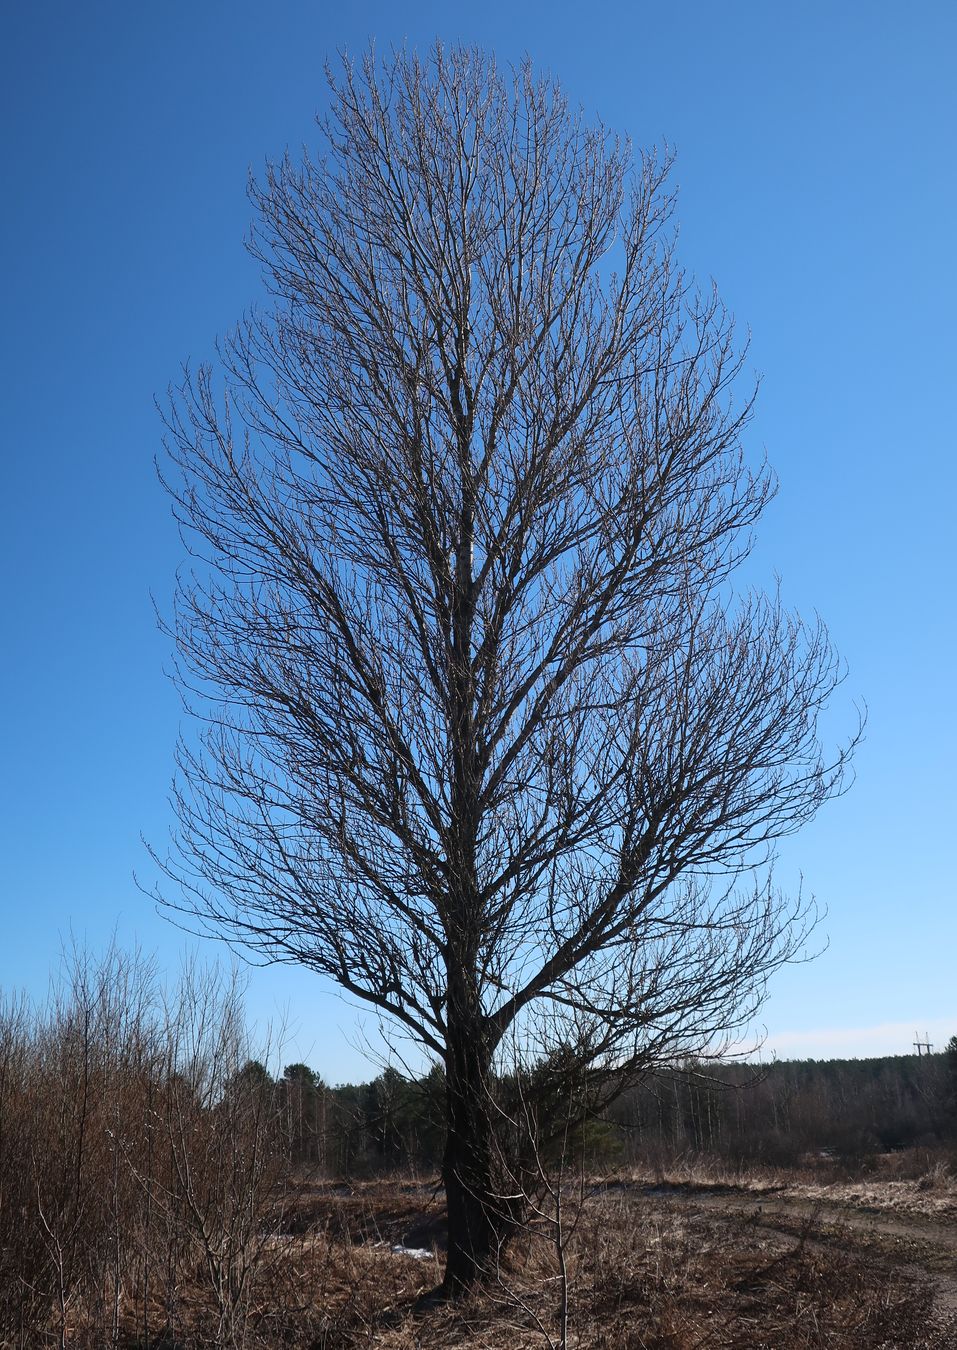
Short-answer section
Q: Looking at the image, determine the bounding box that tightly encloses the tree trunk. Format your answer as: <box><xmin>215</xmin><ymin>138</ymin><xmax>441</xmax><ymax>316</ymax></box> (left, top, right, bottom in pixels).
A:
<box><xmin>441</xmin><ymin>993</ymin><xmax>500</xmax><ymax>1293</ymax></box>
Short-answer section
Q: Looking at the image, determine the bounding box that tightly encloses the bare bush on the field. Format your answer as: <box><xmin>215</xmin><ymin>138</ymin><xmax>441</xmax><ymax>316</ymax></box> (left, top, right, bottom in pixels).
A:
<box><xmin>0</xmin><ymin>950</ymin><xmax>289</xmax><ymax>1349</ymax></box>
<box><xmin>148</xmin><ymin>966</ymin><xmax>288</xmax><ymax>1347</ymax></box>
<box><xmin>492</xmin><ymin>1090</ymin><xmax>586</xmax><ymax>1349</ymax></box>
<box><xmin>0</xmin><ymin>949</ymin><xmax>158</xmax><ymax>1348</ymax></box>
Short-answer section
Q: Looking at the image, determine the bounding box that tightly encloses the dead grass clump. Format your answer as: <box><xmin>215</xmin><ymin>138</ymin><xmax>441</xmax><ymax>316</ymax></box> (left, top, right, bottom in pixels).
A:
<box><xmin>245</xmin><ymin>1235</ymin><xmax>438</xmax><ymax>1348</ymax></box>
<box><xmin>280</xmin><ymin>1177</ymin><xmax>443</xmax><ymax>1250</ymax></box>
<box><xmin>624</xmin><ymin>1151</ymin><xmax>798</xmax><ymax>1194</ymax></box>
<box><xmin>794</xmin><ymin>1168</ymin><xmax>957</xmax><ymax>1223</ymax></box>
<box><xmin>626</xmin><ymin>1147</ymin><xmax>957</xmax><ymax>1224</ymax></box>
<box><xmin>916</xmin><ymin>1160</ymin><xmax>952</xmax><ymax>1192</ymax></box>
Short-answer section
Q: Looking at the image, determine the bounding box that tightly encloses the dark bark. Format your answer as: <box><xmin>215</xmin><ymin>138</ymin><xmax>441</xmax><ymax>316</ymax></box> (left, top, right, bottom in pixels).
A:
<box><xmin>439</xmin><ymin>941</ymin><xmax>501</xmax><ymax>1290</ymax></box>
<box><xmin>441</xmin><ymin>1047</ymin><xmax>498</xmax><ymax>1291</ymax></box>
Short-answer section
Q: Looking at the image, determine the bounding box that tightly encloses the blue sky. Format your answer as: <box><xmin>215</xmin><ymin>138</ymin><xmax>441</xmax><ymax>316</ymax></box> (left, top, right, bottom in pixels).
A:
<box><xmin>2</xmin><ymin>2</ymin><xmax>954</xmax><ymax>1081</ymax></box>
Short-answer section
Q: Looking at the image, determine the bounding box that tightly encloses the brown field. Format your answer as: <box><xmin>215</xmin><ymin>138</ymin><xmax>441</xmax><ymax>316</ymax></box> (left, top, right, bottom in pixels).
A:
<box><xmin>162</xmin><ymin>1153</ymin><xmax>956</xmax><ymax>1349</ymax></box>
<box><xmin>5</xmin><ymin>1153</ymin><xmax>957</xmax><ymax>1346</ymax></box>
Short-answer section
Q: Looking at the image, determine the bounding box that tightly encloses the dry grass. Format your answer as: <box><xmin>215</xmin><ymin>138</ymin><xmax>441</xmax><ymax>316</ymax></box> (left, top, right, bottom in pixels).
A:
<box><xmin>4</xmin><ymin>1174</ymin><xmax>946</xmax><ymax>1347</ymax></box>
<box><xmin>217</xmin><ymin>1180</ymin><xmax>941</xmax><ymax>1350</ymax></box>
<box><xmin>619</xmin><ymin>1147</ymin><xmax>957</xmax><ymax>1223</ymax></box>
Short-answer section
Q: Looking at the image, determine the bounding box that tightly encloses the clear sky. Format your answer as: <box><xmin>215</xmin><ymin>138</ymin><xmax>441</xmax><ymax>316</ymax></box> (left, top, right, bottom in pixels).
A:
<box><xmin>2</xmin><ymin>2</ymin><xmax>954</xmax><ymax>1081</ymax></box>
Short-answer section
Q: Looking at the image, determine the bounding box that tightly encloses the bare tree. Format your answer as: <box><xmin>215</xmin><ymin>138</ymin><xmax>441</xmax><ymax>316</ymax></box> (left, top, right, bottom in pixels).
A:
<box><xmin>155</xmin><ymin>44</ymin><xmax>858</xmax><ymax>1293</ymax></box>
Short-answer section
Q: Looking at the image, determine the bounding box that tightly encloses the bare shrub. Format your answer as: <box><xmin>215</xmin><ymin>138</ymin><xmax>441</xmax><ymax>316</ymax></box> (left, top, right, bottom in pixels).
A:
<box><xmin>147</xmin><ymin>965</ymin><xmax>288</xmax><ymax>1347</ymax></box>
<box><xmin>0</xmin><ymin>948</ymin><xmax>160</xmax><ymax>1347</ymax></box>
<box><xmin>0</xmin><ymin>949</ymin><xmax>289</xmax><ymax>1348</ymax></box>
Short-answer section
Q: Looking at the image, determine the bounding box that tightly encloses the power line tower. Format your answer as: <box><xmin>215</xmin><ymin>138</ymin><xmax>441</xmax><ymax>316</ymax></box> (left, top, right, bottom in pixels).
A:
<box><xmin>913</xmin><ymin>1031</ymin><xmax>933</xmax><ymax>1057</ymax></box>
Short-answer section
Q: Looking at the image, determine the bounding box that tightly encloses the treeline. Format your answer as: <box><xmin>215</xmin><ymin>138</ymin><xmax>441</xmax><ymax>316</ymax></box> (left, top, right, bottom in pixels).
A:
<box><xmin>257</xmin><ymin>1046</ymin><xmax>957</xmax><ymax>1176</ymax></box>
<box><xmin>258</xmin><ymin>1060</ymin><xmax>447</xmax><ymax>1175</ymax></box>
<box><xmin>608</xmin><ymin>1052</ymin><xmax>957</xmax><ymax>1168</ymax></box>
